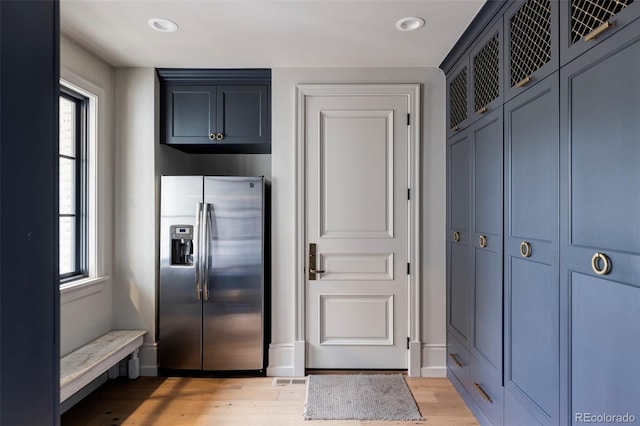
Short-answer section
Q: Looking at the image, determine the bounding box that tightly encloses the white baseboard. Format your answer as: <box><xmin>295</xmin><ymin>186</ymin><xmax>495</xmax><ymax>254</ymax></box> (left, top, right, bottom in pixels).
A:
<box><xmin>421</xmin><ymin>366</ymin><xmax>447</xmax><ymax>377</ymax></box>
<box><xmin>267</xmin><ymin>343</ymin><xmax>295</xmax><ymax>377</ymax></box>
<box><xmin>408</xmin><ymin>341</ymin><xmax>422</xmax><ymax>377</ymax></box>
<box><xmin>421</xmin><ymin>343</ymin><xmax>447</xmax><ymax>377</ymax></box>
<box><xmin>139</xmin><ymin>342</ymin><xmax>158</xmax><ymax>376</ymax></box>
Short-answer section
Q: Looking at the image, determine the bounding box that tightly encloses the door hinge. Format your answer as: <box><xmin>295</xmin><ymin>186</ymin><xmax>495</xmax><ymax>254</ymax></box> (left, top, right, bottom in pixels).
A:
<box><xmin>407</xmin><ymin>263</ymin><xmax>410</xmax><ymax>275</ymax></box>
<box><xmin>407</xmin><ymin>337</ymin><xmax>410</xmax><ymax>349</ymax></box>
<box><xmin>407</xmin><ymin>113</ymin><xmax>410</xmax><ymax>125</ymax></box>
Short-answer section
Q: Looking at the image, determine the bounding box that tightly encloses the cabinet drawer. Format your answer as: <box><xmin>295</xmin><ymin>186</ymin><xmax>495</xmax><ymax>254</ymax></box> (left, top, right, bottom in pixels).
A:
<box><xmin>447</xmin><ymin>332</ymin><xmax>472</xmax><ymax>391</ymax></box>
<box><xmin>471</xmin><ymin>355</ymin><xmax>504</xmax><ymax>426</ymax></box>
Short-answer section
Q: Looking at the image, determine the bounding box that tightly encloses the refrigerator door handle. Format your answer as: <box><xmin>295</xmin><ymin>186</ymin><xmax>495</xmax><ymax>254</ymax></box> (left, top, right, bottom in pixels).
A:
<box><xmin>202</xmin><ymin>203</ymin><xmax>212</xmax><ymax>301</ymax></box>
<box><xmin>194</xmin><ymin>203</ymin><xmax>205</xmax><ymax>300</ymax></box>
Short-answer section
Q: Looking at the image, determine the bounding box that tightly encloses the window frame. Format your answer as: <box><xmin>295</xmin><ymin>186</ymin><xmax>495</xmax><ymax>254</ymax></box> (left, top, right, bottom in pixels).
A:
<box><xmin>59</xmin><ymin>86</ymin><xmax>89</xmax><ymax>282</ymax></box>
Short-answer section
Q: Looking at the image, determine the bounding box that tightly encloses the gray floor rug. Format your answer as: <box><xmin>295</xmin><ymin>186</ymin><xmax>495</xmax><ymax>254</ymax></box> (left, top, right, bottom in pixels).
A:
<box><xmin>303</xmin><ymin>374</ymin><xmax>423</xmax><ymax>421</ymax></box>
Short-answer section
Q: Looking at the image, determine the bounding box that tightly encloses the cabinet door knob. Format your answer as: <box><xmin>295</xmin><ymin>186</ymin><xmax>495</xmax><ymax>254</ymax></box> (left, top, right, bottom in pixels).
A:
<box><xmin>479</xmin><ymin>235</ymin><xmax>487</xmax><ymax>248</ymax></box>
<box><xmin>476</xmin><ymin>106</ymin><xmax>488</xmax><ymax>115</ymax></box>
<box><xmin>208</xmin><ymin>133</ymin><xmax>216</xmax><ymax>140</ymax></box>
<box><xmin>520</xmin><ymin>241</ymin><xmax>532</xmax><ymax>258</ymax></box>
<box><xmin>591</xmin><ymin>252</ymin><xmax>612</xmax><ymax>275</ymax></box>
<box><xmin>453</xmin><ymin>231</ymin><xmax>460</xmax><ymax>242</ymax></box>
<box><xmin>216</xmin><ymin>132</ymin><xmax>224</xmax><ymax>140</ymax></box>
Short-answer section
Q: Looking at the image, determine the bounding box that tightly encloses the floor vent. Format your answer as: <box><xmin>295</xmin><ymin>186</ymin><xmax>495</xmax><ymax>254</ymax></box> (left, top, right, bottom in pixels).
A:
<box><xmin>272</xmin><ymin>378</ymin><xmax>307</xmax><ymax>386</ymax></box>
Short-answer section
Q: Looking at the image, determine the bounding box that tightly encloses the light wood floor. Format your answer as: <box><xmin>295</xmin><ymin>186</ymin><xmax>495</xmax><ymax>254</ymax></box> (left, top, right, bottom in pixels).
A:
<box><xmin>61</xmin><ymin>375</ymin><xmax>478</xmax><ymax>426</ymax></box>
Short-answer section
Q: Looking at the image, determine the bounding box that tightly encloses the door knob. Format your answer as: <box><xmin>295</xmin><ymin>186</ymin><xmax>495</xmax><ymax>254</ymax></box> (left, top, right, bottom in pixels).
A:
<box><xmin>208</xmin><ymin>133</ymin><xmax>215</xmax><ymax>140</ymax></box>
<box><xmin>216</xmin><ymin>132</ymin><xmax>224</xmax><ymax>140</ymax></box>
<box><xmin>591</xmin><ymin>252</ymin><xmax>611</xmax><ymax>275</ymax></box>
<box><xmin>308</xmin><ymin>243</ymin><xmax>325</xmax><ymax>280</ymax></box>
<box><xmin>479</xmin><ymin>235</ymin><xmax>487</xmax><ymax>248</ymax></box>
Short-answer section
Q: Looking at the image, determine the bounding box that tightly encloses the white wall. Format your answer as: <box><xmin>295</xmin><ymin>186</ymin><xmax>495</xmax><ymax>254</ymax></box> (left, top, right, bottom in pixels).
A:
<box><xmin>59</xmin><ymin>36</ymin><xmax>114</xmax><ymax>356</ymax></box>
<box><xmin>268</xmin><ymin>67</ymin><xmax>447</xmax><ymax>376</ymax></box>
<box><xmin>111</xmin><ymin>66</ymin><xmax>447</xmax><ymax>377</ymax></box>
<box><xmin>113</xmin><ymin>68</ymin><xmax>161</xmax><ymax>374</ymax></box>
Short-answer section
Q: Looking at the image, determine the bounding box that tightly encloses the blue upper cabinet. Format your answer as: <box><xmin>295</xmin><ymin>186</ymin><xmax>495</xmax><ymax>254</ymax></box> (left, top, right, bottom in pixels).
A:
<box><xmin>447</xmin><ymin>56</ymin><xmax>471</xmax><ymax>139</ymax></box>
<box><xmin>470</xmin><ymin>17</ymin><xmax>503</xmax><ymax>121</ymax></box>
<box><xmin>504</xmin><ymin>0</ymin><xmax>559</xmax><ymax>101</ymax></box>
<box><xmin>560</xmin><ymin>0</ymin><xmax>640</xmax><ymax>65</ymax></box>
<box><xmin>164</xmin><ymin>85</ymin><xmax>217</xmax><ymax>145</ymax></box>
<box><xmin>159</xmin><ymin>69</ymin><xmax>271</xmax><ymax>154</ymax></box>
<box><xmin>216</xmin><ymin>85</ymin><xmax>270</xmax><ymax>147</ymax></box>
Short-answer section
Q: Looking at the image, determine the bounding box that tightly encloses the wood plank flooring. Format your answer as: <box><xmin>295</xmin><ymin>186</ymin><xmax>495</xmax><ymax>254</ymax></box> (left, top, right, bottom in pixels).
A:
<box><xmin>61</xmin><ymin>375</ymin><xmax>478</xmax><ymax>426</ymax></box>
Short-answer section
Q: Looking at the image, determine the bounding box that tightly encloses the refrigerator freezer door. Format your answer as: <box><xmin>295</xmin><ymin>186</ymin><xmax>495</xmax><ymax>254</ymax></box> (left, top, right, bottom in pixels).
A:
<box><xmin>203</xmin><ymin>176</ymin><xmax>264</xmax><ymax>370</ymax></box>
<box><xmin>159</xmin><ymin>176</ymin><xmax>204</xmax><ymax>370</ymax></box>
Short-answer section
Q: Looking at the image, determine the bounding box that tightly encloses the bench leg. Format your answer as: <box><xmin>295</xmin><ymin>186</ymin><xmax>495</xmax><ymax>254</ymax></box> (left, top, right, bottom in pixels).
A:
<box><xmin>128</xmin><ymin>348</ymin><xmax>140</xmax><ymax>379</ymax></box>
<box><xmin>108</xmin><ymin>365</ymin><xmax>119</xmax><ymax>379</ymax></box>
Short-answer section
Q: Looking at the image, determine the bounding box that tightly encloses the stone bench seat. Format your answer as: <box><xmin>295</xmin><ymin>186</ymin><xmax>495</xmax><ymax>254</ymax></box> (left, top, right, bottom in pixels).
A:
<box><xmin>60</xmin><ymin>330</ymin><xmax>146</xmax><ymax>403</ymax></box>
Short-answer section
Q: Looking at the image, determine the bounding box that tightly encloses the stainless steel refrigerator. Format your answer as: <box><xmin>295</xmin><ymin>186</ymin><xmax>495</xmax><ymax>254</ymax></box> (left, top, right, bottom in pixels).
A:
<box><xmin>159</xmin><ymin>176</ymin><xmax>268</xmax><ymax>372</ymax></box>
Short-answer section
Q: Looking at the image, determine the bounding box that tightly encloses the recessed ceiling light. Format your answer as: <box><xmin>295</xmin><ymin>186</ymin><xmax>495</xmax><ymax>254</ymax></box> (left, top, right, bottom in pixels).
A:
<box><xmin>148</xmin><ymin>18</ymin><xmax>178</xmax><ymax>33</ymax></box>
<box><xmin>395</xmin><ymin>17</ymin><xmax>425</xmax><ymax>32</ymax></box>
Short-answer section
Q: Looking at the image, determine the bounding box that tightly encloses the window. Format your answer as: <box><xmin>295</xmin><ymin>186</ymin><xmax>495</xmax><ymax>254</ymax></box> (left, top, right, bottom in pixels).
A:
<box><xmin>59</xmin><ymin>87</ymin><xmax>88</xmax><ymax>280</ymax></box>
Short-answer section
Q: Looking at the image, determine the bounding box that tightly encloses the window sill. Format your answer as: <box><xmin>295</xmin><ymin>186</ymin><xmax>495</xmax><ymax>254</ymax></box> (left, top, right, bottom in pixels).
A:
<box><xmin>60</xmin><ymin>276</ymin><xmax>109</xmax><ymax>305</ymax></box>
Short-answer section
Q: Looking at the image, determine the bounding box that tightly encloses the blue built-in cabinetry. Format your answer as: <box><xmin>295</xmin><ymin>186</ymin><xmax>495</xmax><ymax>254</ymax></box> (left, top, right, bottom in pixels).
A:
<box><xmin>157</xmin><ymin>69</ymin><xmax>271</xmax><ymax>154</ymax></box>
<box><xmin>443</xmin><ymin>1</ymin><xmax>640</xmax><ymax>425</ymax></box>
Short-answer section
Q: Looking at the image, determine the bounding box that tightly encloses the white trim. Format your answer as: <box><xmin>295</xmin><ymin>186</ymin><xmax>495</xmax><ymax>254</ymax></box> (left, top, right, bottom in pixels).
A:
<box><xmin>294</xmin><ymin>83</ymin><xmax>422</xmax><ymax>375</ymax></box>
<box><xmin>60</xmin><ymin>68</ymin><xmax>109</xmax><ymax>285</ymax></box>
<box><xmin>139</xmin><ymin>342</ymin><xmax>158</xmax><ymax>376</ymax></box>
<box><xmin>60</xmin><ymin>276</ymin><xmax>108</xmax><ymax>304</ymax></box>
<box><xmin>421</xmin><ymin>343</ymin><xmax>447</xmax><ymax>377</ymax></box>
<box><xmin>267</xmin><ymin>343</ymin><xmax>295</xmax><ymax>377</ymax></box>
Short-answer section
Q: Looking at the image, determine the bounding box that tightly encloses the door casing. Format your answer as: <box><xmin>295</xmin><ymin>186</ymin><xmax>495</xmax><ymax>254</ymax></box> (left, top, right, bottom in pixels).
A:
<box><xmin>293</xmin><ymin>84</ymin><xmax>422</xmax><ymax>376</ymax></box>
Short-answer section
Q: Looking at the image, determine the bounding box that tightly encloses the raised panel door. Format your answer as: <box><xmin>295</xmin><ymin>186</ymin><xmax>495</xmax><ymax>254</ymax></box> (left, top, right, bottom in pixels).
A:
<box><xmin>216</xmin><ymin>85</ymin><xmax>270</xmax><ymax>147</ymax></box>
<box><xmin>447</xmin><ymin>131</ymin><xmax>472</xmax><ymax>344</ymax></box>
<box><xmin>560</xmin><ymin>33</ymin><xmax>640</xmax><ymax>425</ymax></box>
<box><xmin>164</xmin><ymin>85</ymin><xmax>217</xmax><ymax>145</ymax></box>
<box><xmin>305</xmin><ymin>94</ymin><xmax>410</xmax><ymax>369</ymax></box>
<box><xmin>471</xmin><ymin>107</ymin><xmax>503</xmax><ymax>374</ymax></box>
<box><xmin>504</xmin><ymin>74</ymin><xmax>560</xmax><ymax>425</ymax></box>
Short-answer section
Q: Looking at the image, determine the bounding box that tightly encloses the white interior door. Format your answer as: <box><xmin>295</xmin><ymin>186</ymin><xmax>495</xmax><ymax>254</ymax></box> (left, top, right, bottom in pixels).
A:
<box><xmin>305</xmin><ymin>93</ymin><xmax>409</xmax><ymax>369</ymax></box>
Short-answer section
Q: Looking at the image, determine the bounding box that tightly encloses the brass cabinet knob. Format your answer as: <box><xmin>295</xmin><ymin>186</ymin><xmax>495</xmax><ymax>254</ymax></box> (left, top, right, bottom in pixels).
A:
<box><xmin>453</xmin><ymin>231</ymin><xmax>460</xmax><ymax>242</ymax></box>
<box><xmin>208</xmin><ymin>133</ymin><xmax>216</xmax><ymax>140</ymax></box>
<box><xmin>591</xmin><ymin>252</ymin><xmax>612</xmax><ymax>275</ymax></box>
<box><xmin>479</xmin><ymin>235</ymin><xmax>487</xmax><ymax>248</ymax></box>
<box><xmin>520</xmin><ymin>241</ymin><xmax>532</xmax><ymax>258</ymax></box>
<box><xmin>476</xmin><ymin>106</ymin><xmax>488</xmax><ymax>115</ymax></box>
<box><xmin>216</xmin><ymin>132</ymin><xmax>224</xmax><ymax>140</ymax></box>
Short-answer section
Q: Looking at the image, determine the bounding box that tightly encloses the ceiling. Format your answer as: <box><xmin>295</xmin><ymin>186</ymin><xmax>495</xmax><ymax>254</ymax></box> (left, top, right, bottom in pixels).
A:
<box><xmin>61</xmin><ymin>0</ymin><xmax>485</xmax><ymax>69</ymax></box>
